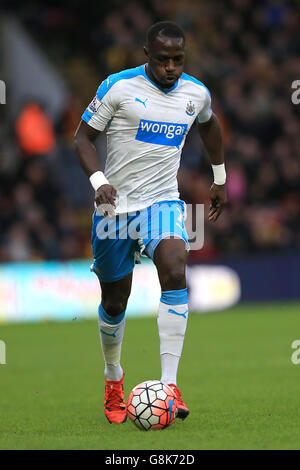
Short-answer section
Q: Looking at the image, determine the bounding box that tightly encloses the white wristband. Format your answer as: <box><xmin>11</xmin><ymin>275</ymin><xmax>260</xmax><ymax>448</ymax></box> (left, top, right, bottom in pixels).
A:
<box><xmin>212</xmin><ymin>163</ymin><xmax>226</xmax><ymax>185</ymax></box>
<box><xmin>89</xmin><ymin>171</ymin><xmax>109</xmax><ymax>191</ymax></box>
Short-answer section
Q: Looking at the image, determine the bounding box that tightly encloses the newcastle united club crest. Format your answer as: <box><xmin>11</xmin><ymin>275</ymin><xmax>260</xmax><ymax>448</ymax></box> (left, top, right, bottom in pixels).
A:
<box><xmin>185</xmin><ymin>100</ymin><xmax>195</xmax><ymax>116</ymax></box>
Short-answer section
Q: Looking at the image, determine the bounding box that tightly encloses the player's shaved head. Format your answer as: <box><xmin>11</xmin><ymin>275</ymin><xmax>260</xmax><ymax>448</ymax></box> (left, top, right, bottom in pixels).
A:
<box><xmin>146</xmin><ymin>21</ymin><xmax>185</xmax><ymax>48</ymax></box>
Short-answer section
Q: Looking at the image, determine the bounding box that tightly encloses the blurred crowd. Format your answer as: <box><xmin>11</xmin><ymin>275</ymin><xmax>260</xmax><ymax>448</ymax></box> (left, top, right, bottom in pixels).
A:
<box><xmin>0</xmin><ymin>0</ymin><xmax>299</xmax><ymax>263</ymax></box>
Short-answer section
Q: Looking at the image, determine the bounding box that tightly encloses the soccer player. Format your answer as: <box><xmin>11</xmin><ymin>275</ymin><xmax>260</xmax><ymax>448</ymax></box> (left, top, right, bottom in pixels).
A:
<box><xmin>74</xmin><ymin>21</ymin><xmax>227</xmax><ymax>424</ymax></box>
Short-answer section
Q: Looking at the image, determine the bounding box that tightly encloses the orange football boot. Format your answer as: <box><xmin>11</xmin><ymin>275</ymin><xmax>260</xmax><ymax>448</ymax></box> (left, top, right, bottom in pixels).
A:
<box><xmin>104</xmin><ymin>373</ymin><xmax>127</xmax><ymax>424</ymax></box>
<box><xmin>168</xmin><ymin>383</ymin><xmax>190</xmax><ymax>420</ymax></box>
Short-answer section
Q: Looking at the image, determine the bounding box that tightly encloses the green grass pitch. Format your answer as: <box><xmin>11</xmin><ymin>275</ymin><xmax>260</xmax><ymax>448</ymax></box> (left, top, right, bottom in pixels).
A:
<box><xmin>0</xmin><ymin>302</ymin><xmax>299</xmax><ymax>450</ymax></box>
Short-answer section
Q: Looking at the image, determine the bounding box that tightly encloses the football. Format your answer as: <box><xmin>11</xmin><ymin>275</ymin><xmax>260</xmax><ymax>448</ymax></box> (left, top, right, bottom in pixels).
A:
<box><xmin>127</xmin><ymin>380</ymin><xmax>178</xmax><ymax>430</ymax></box>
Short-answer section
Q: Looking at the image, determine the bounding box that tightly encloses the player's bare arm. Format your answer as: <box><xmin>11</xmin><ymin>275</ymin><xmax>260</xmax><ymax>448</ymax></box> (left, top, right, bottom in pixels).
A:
<box><xmin>74</xmin><ymin>120</ymin><xmax>116</xmax><ymax>217</ymax></box>
<box><xmin>197</xmin><ymin>113</ymin><xmax>227</xmax><ymax>222</ymax></box>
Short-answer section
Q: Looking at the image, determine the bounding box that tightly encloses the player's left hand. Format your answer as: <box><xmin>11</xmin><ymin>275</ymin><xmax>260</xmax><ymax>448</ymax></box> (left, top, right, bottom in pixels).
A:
<box><xmin>208</xmin><ymin>183</ymin><xmax>227</xmax><ymax>222</ymax></box>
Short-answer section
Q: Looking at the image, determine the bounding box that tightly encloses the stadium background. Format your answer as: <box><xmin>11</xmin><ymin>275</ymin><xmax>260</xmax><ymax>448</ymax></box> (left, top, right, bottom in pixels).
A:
<box><xmin>1</xmin><ymin>0</ymin><xmax>300</xmax><ymax>451</ymax></box>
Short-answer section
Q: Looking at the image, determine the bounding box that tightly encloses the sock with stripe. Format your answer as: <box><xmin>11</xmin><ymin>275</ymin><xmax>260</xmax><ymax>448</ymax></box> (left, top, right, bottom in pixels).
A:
<box><xmin>98</xmin><ymin>304</ymin><xmax>125</xmax><ymax>381</ymax></box>
<box><xmin>157</xmin><ymin>288</ymin><xmax>189</xmax><ymax>386</ymax></box>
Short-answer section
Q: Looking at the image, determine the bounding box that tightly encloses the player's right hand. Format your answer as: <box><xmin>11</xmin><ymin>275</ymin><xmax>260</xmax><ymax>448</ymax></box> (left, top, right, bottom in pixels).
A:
<box><xmin>95</xmin><ymin>184</ymin><xmax>117</xmax><ymax>218</ymax></box>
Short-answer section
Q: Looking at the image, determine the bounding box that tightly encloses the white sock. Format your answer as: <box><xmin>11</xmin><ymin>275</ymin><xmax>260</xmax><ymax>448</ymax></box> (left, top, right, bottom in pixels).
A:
<box><xmin>98</xmin><ymin>305</ymin><xmax>125</xmax><ymax>381</ymax></box>
<box><xmin>161</xmin><ymin>353</ymin><xmax>180</xmax><ymax>385</ymax></box>
<box><xmin>157</xmin><ymin>298</ymin><xmax>188</xmax><ymax>386</ymax></box>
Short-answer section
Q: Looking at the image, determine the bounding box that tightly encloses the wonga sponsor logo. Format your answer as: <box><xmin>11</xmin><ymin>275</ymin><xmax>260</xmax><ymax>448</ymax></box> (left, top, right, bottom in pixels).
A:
<box><xmin>136</xmin><ymin>119</ymin><xmax>188</xmax><ymax>148</ymax></box>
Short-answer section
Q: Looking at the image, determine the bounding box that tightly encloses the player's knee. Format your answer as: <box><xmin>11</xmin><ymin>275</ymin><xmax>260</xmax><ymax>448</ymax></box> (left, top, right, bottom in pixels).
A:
<box><xmin>102</xmin><ymin>297</ymin><xmax>128</xmax><ymax>317</ymax></box>
<box><xmin>162</xmin><ymin>264</ymin><xmax>186</xmax><ymax>290</ymax></box>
